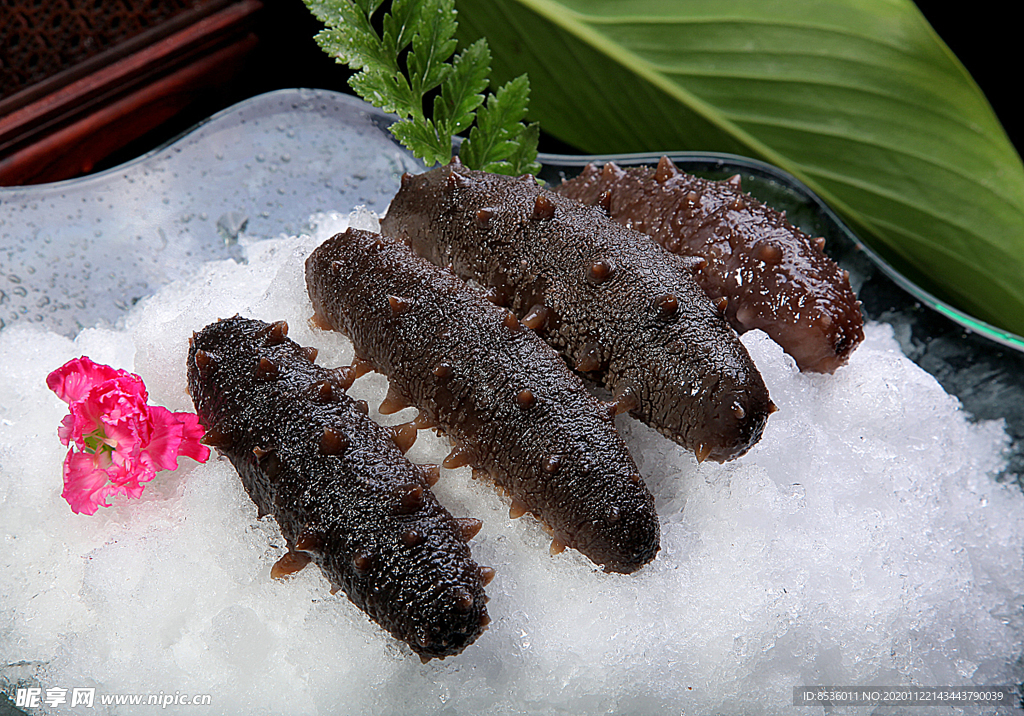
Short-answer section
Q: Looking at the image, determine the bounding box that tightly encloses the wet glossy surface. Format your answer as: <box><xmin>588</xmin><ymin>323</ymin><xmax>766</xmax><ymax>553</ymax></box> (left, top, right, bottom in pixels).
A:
<box><xmin>1</xmin><ymin>88</ymin><xmax>1020</xmax><ymax>475</ymax></box>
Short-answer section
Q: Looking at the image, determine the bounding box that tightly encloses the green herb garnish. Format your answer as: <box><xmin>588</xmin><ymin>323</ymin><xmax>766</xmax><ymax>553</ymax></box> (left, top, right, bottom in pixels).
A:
<box><xmin>303</xmin><ymin>0</ymin><xmax>541</xmax><ymax>175</ymax></box>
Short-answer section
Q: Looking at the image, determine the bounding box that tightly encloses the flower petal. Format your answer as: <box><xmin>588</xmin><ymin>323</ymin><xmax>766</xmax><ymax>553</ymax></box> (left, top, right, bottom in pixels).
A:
<box><xmin>143</xmin><ymin>406</ymin><xmax>186</xmax><ymax>472</ymax></box>
<box><xmin>62</xmin><ymin>450</ymin><xmax>118</xmax><ymax>515</ymax></box>
<box><xmin>173</xmin><ymin>411</ymin><xmax>211</xmax><ymax>463</ymax></box>
<box><xmin>47</xmin><ymin>357</ymin><xmax>124</xmax><ymax>404</ymax></box>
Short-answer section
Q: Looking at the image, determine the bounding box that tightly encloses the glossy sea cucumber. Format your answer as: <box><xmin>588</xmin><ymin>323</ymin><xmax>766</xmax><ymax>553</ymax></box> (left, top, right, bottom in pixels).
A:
<box><xmin>186</xmin><ymin>316</ymin><xmax>490</xmax><ymax>661</ymax></box>
<box><xmin>306</xmin><ymin>228</ymin><xmax>660</xmax><ymax>574</ymax></box>
<box><xmin>379</xmin><ymin>162</ymin><xmax>774</xmax><ymax>463</ymax></box>
<box><xmin>556</xmin><ymin>157</ymin><xmax>865</xmax><ymax>373</ymax></box>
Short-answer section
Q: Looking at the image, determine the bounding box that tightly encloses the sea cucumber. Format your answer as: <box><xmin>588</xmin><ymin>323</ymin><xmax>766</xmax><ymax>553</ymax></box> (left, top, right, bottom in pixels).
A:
<box><xmin>306</xmin><ymin>228</ymin><xmax>660</xmax><ymax>574</ymax></box>
<box><xmin>379</xmin><ymin>162</ymin><xmax>774</xmax><ymax>463</ymax></box>
<box><xmin>556</xmin><ymin>157</ymin><xmax>865</xmax><ymax>373</ymax></box>
<box><xmin>186</xmin><ymin>316</ymin><xmax>490</xmax><ymax>661</ymax></box>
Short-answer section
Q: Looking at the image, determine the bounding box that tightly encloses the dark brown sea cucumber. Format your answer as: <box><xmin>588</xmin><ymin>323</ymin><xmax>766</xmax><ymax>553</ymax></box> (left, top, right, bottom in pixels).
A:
<box><xmin>556</xmin><ymin>157</ymin><xmax>865</xmax><ymax>373</ymax></box>
<box><xmin>186</xmin><ymin>316</ymin><xmax>489</xmax><ymax>661</ymax></box>
<box><xmin>306</xmin><ymin>228</ymin><xmax>660</xmax><ymax>574</ymax></box>
<box><xmin>379</xmin><ymin>162</ymin><xmax>774</xmax><ymax>463</ymax></box>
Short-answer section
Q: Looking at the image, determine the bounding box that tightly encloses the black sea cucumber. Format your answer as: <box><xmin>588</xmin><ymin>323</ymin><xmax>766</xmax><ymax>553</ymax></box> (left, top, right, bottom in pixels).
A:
<box><xmin>186</xmin><ymin>316</ymin><xmax>490</xmax><ymax>661</ymax></box>
<box><xmin>556</xmin><ymin>157</ymin><xmax>865</xmax><ymax>373</ymax></box>
<box><xmin>306</xmin><ymin>228</ymin><xmax>660</xmax><ymax>574</ymax></box>
<box><xmin>379</xmin><ymin>162</ymin><xmax>774</xmax><ymax>463</ymax></box>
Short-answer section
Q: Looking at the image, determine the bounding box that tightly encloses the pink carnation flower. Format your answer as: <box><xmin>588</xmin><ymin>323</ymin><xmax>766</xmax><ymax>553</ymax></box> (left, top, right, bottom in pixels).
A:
<box><xmin>47</xmin><ymin>357</ymin><xmax>210</xmax><ymax>515</ymax></box>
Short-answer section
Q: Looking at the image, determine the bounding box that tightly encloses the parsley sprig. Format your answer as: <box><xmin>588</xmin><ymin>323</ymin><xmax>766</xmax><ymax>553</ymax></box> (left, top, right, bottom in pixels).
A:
<box><xmin>304</xmin><ymin>0</ymin><xmax>541</xmax><ymax>175</ymax></box>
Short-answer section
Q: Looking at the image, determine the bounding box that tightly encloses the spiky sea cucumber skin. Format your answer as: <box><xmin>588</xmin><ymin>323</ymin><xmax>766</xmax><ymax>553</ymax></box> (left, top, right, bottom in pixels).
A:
<box><xmin>306</xmin><ymin>229</ymin><xmax>660</xmax><ymax>574</ymax></box>
<box><xmin>379</xmin><ymin>163</ymin><xmax>772</xmax><ymax>463</ymax></box>
<box><xmin>186</xmin><ymin>316</ymin><xmax>488</xmax><ymax>660</ymax></box>
<box><xmin>556</xmin><ymin>159</ymin><xmax>864</xmax><ymax>373</ymax></box>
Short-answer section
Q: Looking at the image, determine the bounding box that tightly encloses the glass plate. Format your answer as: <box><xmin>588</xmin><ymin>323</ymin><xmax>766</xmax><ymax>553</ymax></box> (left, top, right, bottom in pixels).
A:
<box><xmin>1</xmin><ymin>88</ymin><xmax>1021</xmax><ymax>475</ymax></box>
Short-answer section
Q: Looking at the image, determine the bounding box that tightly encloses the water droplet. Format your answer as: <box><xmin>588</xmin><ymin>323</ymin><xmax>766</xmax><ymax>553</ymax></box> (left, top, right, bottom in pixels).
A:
<box><xmin>280</xmin><ymin>153</ymin><xmax>291</xmax><ymax>163</ymax></box>
<box><xmin>255</xmin><ymin>153</ymin><xmax>266</xmax><ymax>163</ymax></box>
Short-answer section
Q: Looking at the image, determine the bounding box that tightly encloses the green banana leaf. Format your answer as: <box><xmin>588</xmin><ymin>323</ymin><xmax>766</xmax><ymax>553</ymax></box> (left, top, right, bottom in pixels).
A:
<box><xmin>454</xmin><ymin>0</ymin><xmax>1024</xmax><ymax>339</ymax></box>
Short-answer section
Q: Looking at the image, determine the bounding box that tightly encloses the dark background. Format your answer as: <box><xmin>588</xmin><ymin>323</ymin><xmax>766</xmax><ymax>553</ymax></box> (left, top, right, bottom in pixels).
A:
<box><xmin>90</xmin><ymin>0</ymin><xmax>1020</xmax><ymax>172</ymax></box>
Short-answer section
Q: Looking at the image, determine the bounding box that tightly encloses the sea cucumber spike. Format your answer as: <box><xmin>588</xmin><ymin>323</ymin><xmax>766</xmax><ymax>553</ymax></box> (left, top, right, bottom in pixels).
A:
<box><xmin>294</xmin><ymin>530</ymin><xmax>325</xmax><ymax>552</ymax></box>
<box><xmin>515</xmin><ymin>389</ymin><xmax>536</xmax><ymax>409</ymax></box>
<box><xmin>301</xmin><ymin>346</ymin><xmax>319</xmax><ymax>363</ymax></box>
<box><xmin>550</xmin><ymin>535</ymin><xmax>569</xmax><ymax>555</ymax></box>
<box><xmin>454</xmin><ymin>587</ymin><xmax>475</xmax><ymax>613</ymax></box>
<box><xmin>519</xmin><ymin>173</ymin><xmax>538</xmax><ymax>184</ymax></box>
<box><xmin>686</xmin><ymin>190</ymin><xmax>699</xmax><ymax>204</ymax></box>
<box><xmin>257</xmin><ymin>358</ymin><xmax>279</xmax><ymax>379</ymax></box>
<box><xmin>389</xmin><ymin>295</ymin><xmax>414</xmax><ymax>316</ymax></box>
<box><xmin>189</xmin><ymin>334</ymin><xmax>195</xmax><ymax>348</ymax></box>
<box><xmin>253</xmin><ymin>445</ymin><xmax>270</xmax><ymax>459</ymax></box>
<box><xmin>402</xmin><ymin>528</ymin><xmax>424</xmax><ymax>547</ymax></box>
<box><xmin>732</xmin><ymin>403</ymin><xmax>747</xmax><ymax>421</ymax></box>
<box><xmin>694</xmin><ymin>443</ymin><xmax>713</xmax><ymax>463</ymax></box>
<box><xmin>715</xmin><ymin>296</ymin><xmax>729</xmax><ymax>314</ymax></box>
<box><xmin>755</xmin><ymin>243</ymin><xmax>783</xmax><ymax>265</ymax></box>
<box><xmin>194</xmin><ymin>349</ymin><xmax>215</xmax><ymax>378</ymax></box>
<box><xmin>421</xmin><ymin>464</ymin><xmax>441</xmax><ymax>486</ymax></box>
<box><xmin>396</xmin><ymin>484</ymin><xmax>425</xmax><ymax>514</ymax></box>
<box><xmin>479</xmin><ymin>566</ymin><xmax>496</xmax><ymax>586</ymax></box>
<box><xmin>412</xmin><ymin>411</ymin><xmax>439</xmax><ymax>430</ymax></box>
<box><xmin>598</xmin><ymin>189</ymin><xmax>612</xmax><ymax>213</ymax></box>
<box><xmin>479</xmin><ymin>612</ymin><xmax>491</xmax><ymax>627</ymax></box>
<box><xmin>314</xmin><ymin>380</ymin><xmax>334</xmax><ymax>402</ymax></box>
<box><xmin>575</xmin><ymin>343</ymin><xmax>602</xmax><ymax>372</ymax></box>
<box><xmin>447</xmin><ymin>170</ymin><xmax>471</xmax><ymax>190</ymax></box>
<box><xmin>601</xmin><ymin>161</ymin><xmax>625</xmax><ymax>181</ymax></box>
<box><xmin>443</xmin><ymin>444</ymin><xmax>474</xmax><ymax>469</ymax></box>
<box><xmin>455</xmin><ymin>517</ymin><xmax>483</xmax><ymax>542</ymax></box>
<box><xmin>352</xmin><ymin>551</ymin><xmax>372</xmax><ymax>573</ymax></box>
<box><xmin>503</xmin><ymin>311</ymin><xmax>522</xmax><ymax>332</ymax></box>
<box><xmin>432</xmin><ymin>362</ymin><xmax>453</xmax><ymax>380</ymax></box>
<box><xmin>818</xmin><ymin>313</ymin><xmax>833</xmax><ymax>330</ymax></box>
<box><xmin>587</xmin><ymin>258</ymin><xmax>614</xmax><ymax>284</ymax></box>
<box><xmin>541</xmin><ymin>455</ymin><xmax>562</xmax><ymax>474</ymax></box>
<box><xmin>471</xmin><ymin>467</ymin><xmax>488</xmax><ymax>481</ymax></box>
<box><xmin>319</xmin><ymin>427</ymin><xmax>349</xmax><ymax>455</ymax></box>
<box><xmin>767</xmin><ymin>400</ymin><xmax>779</xmax><ymax>414</ymax></box>
<box><xmin>385</xmin><ymin>422</ymin><xmax>418</xmax><ymax>454</ymax></box>
<box><xmin>521</xmin><ymin>303</ymin><xmax>550</xmax><ymax>330</ymax></box>
<box><xmin>401</xmin><ymin>172</ymin><xmax>413</xmax><ymax>187</ymax></box>
<box><xmin>610</xmin><ymin>389</ymin><xmax>639</xmax><ymax>416</ymax></box>
<box><xmin>352</xmin><ymin>358</ymin><xmax>376</xmax><ymax>378</ymax></box>
<box><xmin>264</xmin><ymin>320</ymin><xmax>289</xmax><ymax>344</ymax></box>
<box><xmin>475</xmin><ymin>208</ymin><xmax>493</xmax><ymax>227</ymax></box>
<box><xmin>200</xmin><ymin>427</ymin><xmax>232</xmax><ymax>448</ymax></box>
<box><xmin>655</xmin><ymin>293</ymin><xmax>679</xmax><ymax>318</ymax></box>
<box><xmin>730</xmin><ymin>197</ymin><xmax>746</xmax><ymax>211</ymax></box>
<box><xmin>509</xmin><ymin>498</ymin><xmax>528</xmax><ymax>520</ymax></box>
<box><xmin>271</xmin><ymin>550</ymin><xmax>312</xmax><ymax>579</ymax></box>
<box><xmin>727</xmin><ymin>174</ymin><xmax>742</xmax><ymax>189</ymax></box>
<box><xmin>379</xmin><ymin>384</ymin><xmax>411</xmax><ymax>415</ymax></box>
<box><xmin>532</xmin><ymin>194</ymin><xmax>556</xmax><ymax>221</ymax></box>
<box><xmin>449</xmin><ymin>155</ymin><xmax>463</xmax><ymax>167</ymax></box>
<box><xmin>655</xmin><ymin>156</ymin><xmax>680</xmax><ymax>183</ymax></box>
<box><xmin>332</xmin><ymin>366</ymin><xmax>357</xmax><ymax>390</ymax></box>
<box><xmin>815</xmin><ymin>237</ymin><xmax>826</xmax><ymax>251</ymax></box>
<box><xmin>310</xmin><ymin>312</ymin><xmax>334</xmax><ymax>331</ymax></box>
<box><xmin>607</xmin><ymin>505</ymin><xmax>621</xmax><ymax>523</ymax></box>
